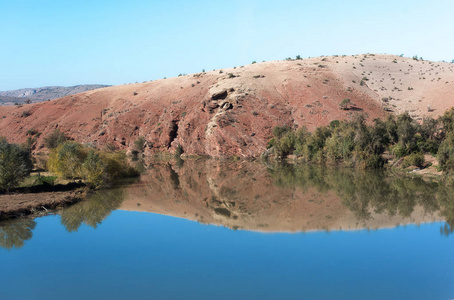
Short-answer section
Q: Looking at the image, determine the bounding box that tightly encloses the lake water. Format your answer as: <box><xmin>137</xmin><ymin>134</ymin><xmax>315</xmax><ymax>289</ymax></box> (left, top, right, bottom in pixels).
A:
<box><xmin>1</xmin><ymin>160</ymin><xmax>454</xmax><ymax>299</ymax></box>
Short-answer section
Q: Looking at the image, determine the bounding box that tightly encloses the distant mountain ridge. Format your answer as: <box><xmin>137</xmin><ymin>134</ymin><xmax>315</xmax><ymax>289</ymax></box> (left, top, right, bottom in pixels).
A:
<box><xmin>0</xmin><ymin>84</ymin><xmax>110</xmax><ymax>105</ymax></box>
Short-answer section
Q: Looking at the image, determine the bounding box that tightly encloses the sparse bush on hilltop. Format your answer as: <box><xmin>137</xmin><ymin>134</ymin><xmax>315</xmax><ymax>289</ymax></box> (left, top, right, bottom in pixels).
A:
<box><xmin>339</xmin><ymin>98</ymin><xmax>351</xmax><ymax>110</ymax></box>
<box><xmin>26</xmin><ymin>129</ymin><xmax>40</xmax><ymax>136</ymax></box>
<box><xmin>21</xmin><ymin>110</ymin><xmax>31</xmax><ymax>118</ymax></box>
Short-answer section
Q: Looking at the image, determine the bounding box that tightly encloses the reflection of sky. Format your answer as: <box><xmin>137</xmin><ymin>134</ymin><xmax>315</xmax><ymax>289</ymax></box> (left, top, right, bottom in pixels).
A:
<box><xmin>0</xmin><ymin>211</ymin><xmax>453</xmax><ymax>300</ymax></box>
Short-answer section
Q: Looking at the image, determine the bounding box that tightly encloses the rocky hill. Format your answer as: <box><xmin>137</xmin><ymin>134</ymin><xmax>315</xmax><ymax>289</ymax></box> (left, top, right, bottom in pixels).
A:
<box><xmin>0</xmin><ymin>84</ymin><xmax>110</xmax><ymax>105</ymax></box>
<box><xmin>0</xmin><ymin>54</ymin><xmax>453</xmax><ymax>158</ymax></box>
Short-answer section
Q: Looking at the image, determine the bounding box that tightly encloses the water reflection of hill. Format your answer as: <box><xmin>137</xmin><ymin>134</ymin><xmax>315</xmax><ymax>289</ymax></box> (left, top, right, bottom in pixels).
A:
<box><xmin>2</xmin><ymin>161</ymin><xmax>454</xmax><ymax>250</ymax></box>
<box><xmin>120</xmin><ymin>160</ymin><xmax>453</xmax><ymax>233</ymax></box>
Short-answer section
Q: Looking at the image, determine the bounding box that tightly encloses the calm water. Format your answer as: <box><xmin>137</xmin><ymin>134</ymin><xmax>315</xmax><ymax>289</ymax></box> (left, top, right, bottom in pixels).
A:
<box><xmin>1</xmin><ymin>161</ymin><xmax>454</xmax><ymax>300</ymax></box>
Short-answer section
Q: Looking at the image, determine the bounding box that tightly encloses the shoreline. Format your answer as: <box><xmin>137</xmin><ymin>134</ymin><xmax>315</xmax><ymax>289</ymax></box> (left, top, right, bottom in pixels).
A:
<box><xmin>0</xmin><ymin>155</ymin><xmax>446</xmax><ymax>222</ymax></box>
<box><xmin>0</xmin><ymin>188</ymin><xmax>86</xmax><ymax>221</ymax></box>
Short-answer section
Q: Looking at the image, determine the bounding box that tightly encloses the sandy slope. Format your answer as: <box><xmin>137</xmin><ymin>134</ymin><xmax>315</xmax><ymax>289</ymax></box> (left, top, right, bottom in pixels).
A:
<box><xmin>0</xmin><ymin>54</ymin><xmax>452</xmax><ymax>157</ymax></box>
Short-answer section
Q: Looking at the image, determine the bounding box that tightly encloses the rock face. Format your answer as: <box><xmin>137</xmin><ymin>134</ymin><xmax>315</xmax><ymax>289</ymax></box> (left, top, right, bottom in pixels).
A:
<box><xmin>0</xmin><ymin>54</ymin><xmax>453</xmax><ymax>158</ymax></box>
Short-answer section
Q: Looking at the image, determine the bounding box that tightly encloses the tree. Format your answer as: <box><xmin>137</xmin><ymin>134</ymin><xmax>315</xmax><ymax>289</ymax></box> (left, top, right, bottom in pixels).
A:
<box><xmin>47</xmin><ymin>142</ymin><xmax>85</xmax><ymax>179</ymax></box>
<box><xmin>0</xmin><ymin>138</ymin><xmax>33</xmax><ymax>191</ymax></box>
<box><xmin>43</xmin><ymin>129</ymin><xmax>67</xmax><ymax>149</ymax></box>
<box><xmin>47</xmin><ymin>141</ymin><xmax>139</xmax><ymax>188</ymax></box>
<box><xmin>396</xmin><ymin>112</ymin><xmax>418</xmax><ymax>153</ymax></box>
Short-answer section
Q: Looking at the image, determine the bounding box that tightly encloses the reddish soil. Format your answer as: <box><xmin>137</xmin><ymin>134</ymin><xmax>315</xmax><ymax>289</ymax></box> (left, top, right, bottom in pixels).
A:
<box><xmin>0</xmin><ymin>54</ymin><xmax>453</xmax><ymax>157</ymax></box>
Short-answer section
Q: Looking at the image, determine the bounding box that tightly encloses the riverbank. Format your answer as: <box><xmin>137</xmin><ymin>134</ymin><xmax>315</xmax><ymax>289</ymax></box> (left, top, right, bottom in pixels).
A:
<box><xmin>0</xmin><ymin>188</ymin><xmax>86</xmax><ymax>221</ymax></box>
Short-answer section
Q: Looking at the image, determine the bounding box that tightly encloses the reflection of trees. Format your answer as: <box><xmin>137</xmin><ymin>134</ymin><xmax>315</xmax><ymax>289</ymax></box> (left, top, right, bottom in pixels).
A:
<box><xmin>268</xmin><ymin>162</ymin><xmax>454</xmax><ymax>234</ymax></box>
<box><xmin>437</xmin><ymin>187</ymin><xmax>454</xmax><ymax>236</ymax></box>
<box><xmin>168</xmin><ymin>164</ymin><xmax>180</xmax><ymax>190</ymax></box>
<box><xmin>59</xmin><ymin>187</ymin><xmax>125</xmax><ymax>232</ymax></box>
<box><xmin>0</xmin><ymin>218</ymin><xmax>36</xmax><ymax>249</ymax></box>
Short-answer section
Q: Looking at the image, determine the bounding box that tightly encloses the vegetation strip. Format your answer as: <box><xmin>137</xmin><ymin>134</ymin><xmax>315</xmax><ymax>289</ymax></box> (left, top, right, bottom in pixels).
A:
<box><xmin>267</xmin><ymin>108</ymin><xmax>454</xmax><ymax>177</ymax></box>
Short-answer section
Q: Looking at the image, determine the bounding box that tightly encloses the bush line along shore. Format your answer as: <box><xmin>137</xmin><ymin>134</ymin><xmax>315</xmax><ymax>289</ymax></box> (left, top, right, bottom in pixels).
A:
<box><xmin>266</xmin><ymin>108</ymin><xmax>454</xmax><ymax>177</ymax></box>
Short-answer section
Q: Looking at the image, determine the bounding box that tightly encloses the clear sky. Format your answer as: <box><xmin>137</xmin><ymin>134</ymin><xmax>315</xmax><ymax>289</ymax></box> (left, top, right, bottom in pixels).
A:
<box><xmin>1</xmin><ymin>0</ymin><xmax>453</xmax><ymax>91</ymax></box>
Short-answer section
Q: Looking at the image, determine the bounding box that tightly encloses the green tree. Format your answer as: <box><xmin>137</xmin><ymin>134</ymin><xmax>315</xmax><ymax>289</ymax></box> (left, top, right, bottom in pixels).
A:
<box><xmin>0</xmin><ymin>138</ymin><xmax>33</xmax><ymax>191</ymax></box>
<box><xmin>396</xmin><ymin>112</ymin><xmax>418</xmax><ymax>154</ymax></box>
<box><xmin>48</xmin><ymin>142</ymin><xmax>85</xmax><ymax>179</ymax></box>
<box><xmin>43</xmin><ymin>129</ymin><xmax>67</xmax><ymax>149</ymax></box>
<box><xmin>48</xmin><ymin>141</ymin><xmax>138</xmax><ymax>188</ymax></box>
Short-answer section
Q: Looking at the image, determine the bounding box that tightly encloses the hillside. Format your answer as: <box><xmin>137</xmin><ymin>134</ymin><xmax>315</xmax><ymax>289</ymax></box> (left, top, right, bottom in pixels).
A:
<box><xmin>0</xmin><ymin>54</ymin><xmax>453</xmax><ymax>158</ymax></box>
<box><xmin>0</xmin><ymin>84</ymin><xmax>110</xmax><ymax>105</ymax></box>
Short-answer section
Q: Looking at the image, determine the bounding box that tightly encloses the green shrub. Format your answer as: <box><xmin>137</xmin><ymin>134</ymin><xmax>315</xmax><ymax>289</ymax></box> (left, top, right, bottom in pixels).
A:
<box><xmin>391</xmin><ymin>143</ymin><xmax>407</xmax><ymax>159</ymax></box>
<box><xmin>438</xmin><ymin>132</ymin><xmax>454</xmax><ymax>172</ymax></box>
<box><xmin>403</xmin><ymin>153</ymin><xmax>425</xmax><ymax>168</ymax></box>
<box><xmin>26</xmin><ymin>129</ymin><xmax>39</xmax><ymax>136</ymax></box>
<box><xmin>329</xmin><ymin>120</ymin><xmax>340</xmax><ymax>128</ymax></box>
<box><xmin>0</xmin><ymin>138</ymin><xmax>33</xmax><ymax>191</ymax></box>
<box><xmin>81</xmin><ymin>150</ymin><xmax>106</xmax><ymax>188</ymax></box>
<box><xmin>48</xmin><ymin>142</ymin><xmax>85</xmax><ymax>179</ymax></box>
<box><xmin>47</xmin><ymin>141</ymin><xmax>138</xmax><ymax>188</ymax></box>
<box><xmin>417</xmin><ymin>139</ymin><xmax>439</xmax><ymax>154</ymax></box>
<box><xmin>33</xmin><ymin>175</ymin><xmax>57</xmax><ymax>186</ymax></box>
<box><xmin>364</xmin><ymin>154</ymin><xmax>386</xmax><ymax>169</ymax></box>
<box><xmin>272</xmin><ymin>126</ymin><xmax>292</xmax><ymax>139</ymax></box>
<box><xmin>44</xmin><ymin>129</ymin><xmax>67</xmax><ymax>149</ymax></box>
<box><xmin>339</xmin><ymin>98</ymin><xmax>351</xmax><ymax>110</ymax></box>
<box><xmin>21</xmin><ymin>110</ymin><xmax>31</xmax><ymax>118</ymax></box>
<box><xmin>134</xmin><ymin>136</ymin><xmax>146</xmax><ymax>152</ymax></box>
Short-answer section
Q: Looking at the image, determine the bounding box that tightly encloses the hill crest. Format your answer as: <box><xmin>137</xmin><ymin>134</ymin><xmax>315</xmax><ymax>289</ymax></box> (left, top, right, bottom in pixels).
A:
<box><xmin>0</xmin><ymin>54</ymin><xmax>453</xmax><ymax>158</ymax></box>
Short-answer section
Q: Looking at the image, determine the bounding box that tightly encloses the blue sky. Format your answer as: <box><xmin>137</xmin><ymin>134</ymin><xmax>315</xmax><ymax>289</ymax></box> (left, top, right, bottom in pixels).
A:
<box><xmin>1</xmin><ymin>0</ymin><xmax>453</xmax><ymax>90</ymax></box>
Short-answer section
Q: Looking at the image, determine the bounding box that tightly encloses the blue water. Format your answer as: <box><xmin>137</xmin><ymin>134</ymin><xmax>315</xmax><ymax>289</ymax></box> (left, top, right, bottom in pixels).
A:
<box><xmin>1</xmin><ymin>211</ymin><xmax>453</xmax><ymax>300</ymax></box>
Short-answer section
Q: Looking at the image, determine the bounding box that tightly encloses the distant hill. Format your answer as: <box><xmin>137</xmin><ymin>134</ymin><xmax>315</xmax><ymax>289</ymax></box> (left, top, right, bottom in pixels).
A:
<box><xmin>0</xmin><ymin>54</ymin><xmax>453</xmax><ymax>158</ymax></box>
<box><xmin>0</xmin><ymin>85</ymin><xmax>110</xmax><ymax>105</ymax></box>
